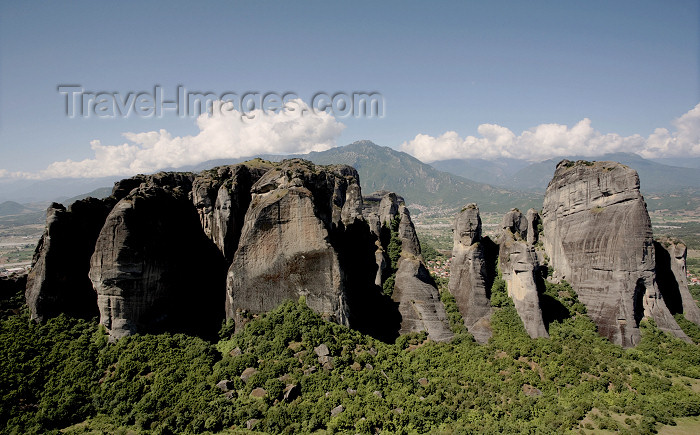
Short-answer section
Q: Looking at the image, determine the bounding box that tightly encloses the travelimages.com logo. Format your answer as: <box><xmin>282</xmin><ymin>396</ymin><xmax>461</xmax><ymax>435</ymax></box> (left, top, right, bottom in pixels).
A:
<box><xmin>58</xmin><ymin>85</ymin><xmax>385</xmax><ymax>120</ymax></box>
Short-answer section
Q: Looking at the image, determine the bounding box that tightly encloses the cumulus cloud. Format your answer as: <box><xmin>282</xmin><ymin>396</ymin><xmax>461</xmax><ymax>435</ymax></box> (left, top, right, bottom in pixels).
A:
<box><xmin>7</xmin><ymin>99</ymin><xmax>344</xmax><ymax>180</ymax></box>
<box><xmin>401</xmin><ymin>103</ymin><xmax>700</xmax><ymax>163</ymax></box>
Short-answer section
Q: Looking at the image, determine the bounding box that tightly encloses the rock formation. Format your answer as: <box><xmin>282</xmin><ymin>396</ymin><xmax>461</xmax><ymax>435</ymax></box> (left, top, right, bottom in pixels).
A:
<box><xmin>361</xmin><ymin>191</ymin><xmax>453</xmax><ymax>342</ymax></box>
<box><xmin>27</xmin><ymin>154</ymin><xmax>693</xmax><ymax>348</ymax></box>
<box><xmin>226</xmin><ymin>160</ymin><xmax>354</xmax><ymax>330</ymax></box>
<box><xmin>542</xmin><ymin>160</ymin><xmax>688</xmax><ymax>347</ymax></box>
<box><xmin>191</xmin><ymin>162</ymin><xmax>272</xmax><ymax>262</ymax></box>
<box><xmin>654</xmin><ymin>239</ymin><xmax>700</xmax><ymax>325</ymax></box>
<box><xmin>448</xmin><ymin>204</ymin><xmax>496</xmax><ymax>343</ymax></box>
<box><xmin>90</xmin><ymin>181</ymin><xmax>227</xmax><ymax>339</ymax></box>
<box><xmin>498</xmin><ymin>209</ymin><xmax>549</xmax><ymax>339</ymax></box>
<box><xmin>28</xmin><ymin>158</ymin><xmax>450</xmax><ymax>343</ymax></box>
<box><xmin>26</xmin><ymin>197</ymin><xmax>113</xmax><ymax>321</ymax></box>
<box><xmin>526</xmin><ymin>208</ymin><xmax>540</xmax><ymax>246</ymax></box>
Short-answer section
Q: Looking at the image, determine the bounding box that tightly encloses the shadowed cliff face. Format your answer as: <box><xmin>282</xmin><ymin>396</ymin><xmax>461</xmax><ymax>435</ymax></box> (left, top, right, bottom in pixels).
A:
<box><xmin>542</xmin><ymin>160</ymin><xmax>688</xmax><ymax>347</ymax></box>
<box><xmin>26</xmin><ymin>198</ymin><xmax>113</xmax><ymax>322</ymax></box>
<box><xmin>654</xmin><ymin>240</ymin><xmax>700</xmax><ymax>325</ymax></box>
<box><xmin>90</xmin><ymin>185</ymin><xmax>227</xmax><ymax>340</ymax></box>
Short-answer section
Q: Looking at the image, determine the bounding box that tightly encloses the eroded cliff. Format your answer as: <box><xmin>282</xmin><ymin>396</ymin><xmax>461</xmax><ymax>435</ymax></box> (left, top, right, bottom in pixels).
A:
<box><xmin>498</xmin><ymin>209</ymin><xmax>549</xmax><ymax>339</ymax></box>
<box><xmin>448</xmin><ymin>204</ymin><xmax>496</xmax><ymax>343</ymax></box>
<box><xmin>28</xmin><ymin>159</ymin><xmax>451</xmax><ymax>343</ymax></box>
<box><xmin>542</xmin><ymin>160</ymin><xmax>688</xmax><ymax>346</ymax></box>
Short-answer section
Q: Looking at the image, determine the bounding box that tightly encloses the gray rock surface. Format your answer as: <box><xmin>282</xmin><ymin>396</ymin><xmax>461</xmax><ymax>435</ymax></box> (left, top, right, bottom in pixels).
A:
<box><xmin>654</xmin><ymin>239</ymin><xmax>700</xmax><ymax>325</ymax></box>
<box><xmin>393</xmin><ymin>257</ymin><xmax>453</xmax><ymax>341</ymax></box>
<box><xmin>499</xmin><ymin>209</ymin><xmax>549</xmax><ymax>339</ymax></box>
<box><xmin>542</xmin><ymin>160</ymin><xmax>688</xmax><ymax>346</ymax></box>
<box><xmin>26</xmin><ymin>158</ymin><xmax>453</xmax><ymax>345</ymax></box>
<box><xmin>362</xmin><ymin>192</ymin><xmax>452</xmax><ymax>342</ymax></box>
<box><xmin>26</xmin><ymin>198</ymin><xmax>112</xmax><ymax>321</ymax></box>
<box><xmin>191</xmin><ymin>163</ymin><xmax>270</xmax><ymax>262</ymax></box>
<box><xmin>226</xmin><ymin>160</ymin><xmax>356</xmax><ymax>330</ymax></box>
<box><xmin>90</xmin><ymin>181</ymin><xmax>226</xmax><ymax>339</ymax></box>
<box><xmin>448</xmin><ymin>204</ymin><xmax>493</xmax><ymax>343</ymax></box>
<box><xmin>526</xmin><ymin>208</ymin><xmax>540</xmax><ymax>246</ymax></box>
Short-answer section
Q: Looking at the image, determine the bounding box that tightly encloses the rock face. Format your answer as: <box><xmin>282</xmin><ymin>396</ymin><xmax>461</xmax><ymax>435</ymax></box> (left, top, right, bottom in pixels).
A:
<box><xmin>226</xmin><ymin>160</ymin><xmax>354</xmax><ymax>330</ymax></box>
<box><xmin>448</xmin><ymin>204</ymin><xmax>496</xmax><ymax>343</ymax></box>
<box><xmin>26</xmin><ymin>198</ymin><xmax>112</xmax><ymax>321</ymax></box>
<box><xmin>90</xmin><ymin>180</ymin><xmax>227</xmax><ymax>339</ymax></box>
<box><xmin>499</xmin><ymin>209</ymin><xmax>548</xmax><ymax>339</ymax></box>
<box><xmin>29</xmin><ymin>158</ymin><xmax>450</xmax><ymax>343</ymax></box>
<box><xmin>654</xmin><ymin>240</ymin><xmax>700</xmax><ymax>326</ymax></box>
<box><xmin>191</xmin><ymin>162</ymin><xmax>272</xmax><ymax>262</ymax></box>
<box><xmin>542</xmin><ymin>160</ymin><xmax>687</xmax><ymax>347</ymax></box>
<box><xmin>362</xmin><ymin>192</ymin><xmax>453</xmax><ymax>342</ymax></box>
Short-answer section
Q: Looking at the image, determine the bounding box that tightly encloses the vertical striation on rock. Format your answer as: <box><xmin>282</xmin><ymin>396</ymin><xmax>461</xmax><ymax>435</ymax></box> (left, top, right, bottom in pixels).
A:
<box><xmin>192</xmin><ymin>162</ymin><xmax>272</xmax><ymax>262</ymax></box>
<box><xmin>226</xmin><ymin>160</ymin><xmax>355</xmax><ymax>330</ymax></box>
<box><xmin>393</xmin><ymin>258</ymin><xmax>453</xmax><ymax>341</ymax></box>
<box><xmin>498</xmin><ymin>209</ymin><xmax>549</xmax><ymax>339</ymax></box>
<box><xmin>448</xmin><ymin>204</ymin><xmax>494</xmax><ymax>343</ymax></box>
<box><xmin>90</xmin><ymin>180</ymin><xmax>227</xmax><ymax>340</ymax></box>
<box><xmin>542</xmin><ymin>160</ymin><xmax>688</xmax><ymax>346</ymax></box>
<box><xmin>26</xmin><ymin>198</ymin><xmax>112</xmax><ymax>321</ymax></box>
<box><xmin>654</xmin><ymin>239</ymin><xmax>700</xmax><ymax>325</ymax></box>
<box><xmin>362</xmin><ymin>191</ymin><xmax>453</xmax><ymax>342</ymax></box>
<box><xmin>526</xmin><ymin>209</ymin><xmax>540</xmax><ymax>246</ymax></box>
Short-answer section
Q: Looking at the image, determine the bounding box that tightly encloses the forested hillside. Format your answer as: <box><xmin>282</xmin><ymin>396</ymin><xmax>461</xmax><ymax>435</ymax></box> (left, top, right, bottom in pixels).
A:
<box><xmin>2</xmin><ymin>272</ymin><xmax>700</xmax><ymax>434</ymax></box>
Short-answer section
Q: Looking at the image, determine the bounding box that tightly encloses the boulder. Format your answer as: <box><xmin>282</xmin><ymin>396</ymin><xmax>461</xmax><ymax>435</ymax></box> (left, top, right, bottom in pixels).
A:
<box><xmin>313</xmin><ymin>344</ymin><xmax>330</xmax><ymax>357</ymax></box>
<box><xmin>331</xmin><ymin>405</ymin><xmax>344</xmax><ymax>417</ymax></box>
<box><xmin>250</xmin><ymin>387</ymin><xmax>267</xmax><ymax>399</ymax></box>
<box><xmin>283</xmin><ymin>383</ymin><xmax>300</xmax><ymax>402</ymax></box>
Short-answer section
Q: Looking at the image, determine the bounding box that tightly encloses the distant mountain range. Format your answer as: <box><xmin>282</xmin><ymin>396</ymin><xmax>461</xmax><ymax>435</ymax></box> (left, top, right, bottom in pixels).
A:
<box><xmin>303</xmin><ymin>141</ymin><xmax>542</xmax><ymax>212</ymax></box>
<box><xmin>0</xmin><ymin>201</ymin><xmax>29</xmax><ymax>217</ymax></box>
<box><xmin>432</xmin><ymin>152</ymin><xmax>700</xmax><ymax>193</ymax></box>
<box><xmin>1</xmin><ymin>142</ymin><xmax>698</xmax><ymax>215</ymax></box>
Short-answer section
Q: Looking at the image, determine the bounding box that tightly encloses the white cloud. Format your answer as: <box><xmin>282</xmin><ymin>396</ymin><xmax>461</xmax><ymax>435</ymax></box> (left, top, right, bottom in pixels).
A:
<box><xmin>401</xmin><ymin>103</ymin><xmax>700</xmax><ymax>162</ymax></box>
<box><xmin>7</xmin><ymin>99</ymin><xmax>344</xmax><ymax>179</ymax></box>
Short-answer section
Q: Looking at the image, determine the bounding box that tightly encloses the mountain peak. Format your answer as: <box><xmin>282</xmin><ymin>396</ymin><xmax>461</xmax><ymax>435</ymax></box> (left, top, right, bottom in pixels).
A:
<box><xmin>349</xmin><ymin>139</ymin><xmax>379</xmax><ymax>147</ymax></box>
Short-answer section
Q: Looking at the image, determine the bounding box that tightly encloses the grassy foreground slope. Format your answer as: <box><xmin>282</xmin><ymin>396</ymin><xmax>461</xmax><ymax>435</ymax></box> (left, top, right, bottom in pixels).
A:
<box><xmin>1</xmin><ymin>279</ymin><xmax>700</xmax><ymax>434</ymax></box>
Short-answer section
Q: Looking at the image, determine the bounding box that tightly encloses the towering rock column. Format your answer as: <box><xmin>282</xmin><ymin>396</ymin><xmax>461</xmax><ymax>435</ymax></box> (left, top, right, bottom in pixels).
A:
<box><xmin>542</xmin><ymin>160</ymin><xmax>688</xmax><ymax>347</ymax></box>
<box><xmin>498</xmin><ymin>209</ymin><xmax>549</xmax><ymax>339</ymax></box>
<box><xmin>360</xmin><ymin>191</ymin><xmax>453</xmax><ymax>342</ymax></box>
<box><xmin>448</xmin><ymin>204</ymin><xmax>494</xmax><ymax>343</ymax></box>
<box><xmin>26</xmin><ymin>198</ymin><xmax>112</xmax><ymax>322</ymax></box>
<box><xmin>392</xmin><ymin>203</ymin><xmax>454</xmax><ymax>342</ymax></box>
<box><xmin>654</xmin><ymin>240</ymin><xmax>700</xmax><ymax>326</ymax></box>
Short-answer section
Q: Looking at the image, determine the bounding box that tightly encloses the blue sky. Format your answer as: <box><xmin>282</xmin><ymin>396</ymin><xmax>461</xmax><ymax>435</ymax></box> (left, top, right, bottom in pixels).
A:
<box><xmin>0</xmin><ymin>0</ymin><xmax>698</xmax><ymax>178</ymax></box>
